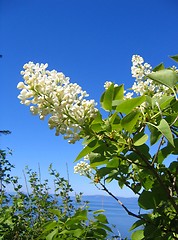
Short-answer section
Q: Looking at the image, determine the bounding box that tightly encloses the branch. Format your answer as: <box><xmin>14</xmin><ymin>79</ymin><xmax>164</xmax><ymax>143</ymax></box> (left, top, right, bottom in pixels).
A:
<box><xmin>98</xmin><ymin>181</ymin><xmax>142</xmax><ymax>220</ymax></box>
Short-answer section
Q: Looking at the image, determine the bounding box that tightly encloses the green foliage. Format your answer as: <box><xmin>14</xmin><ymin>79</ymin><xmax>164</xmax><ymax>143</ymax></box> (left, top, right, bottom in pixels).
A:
<box><xmin>0</xmin><ymin>151</ymin><xmax>113</xmax><ymax>240</ymax></box>
<box><xmin>75</xmin><ymin>56</ymin><xmax>178</xmax><ymax>239</ymax></box>
<box><xmin>148</xmin><ymin>69</ymin><xmax>178</xmax><ymax>90</ymax></box>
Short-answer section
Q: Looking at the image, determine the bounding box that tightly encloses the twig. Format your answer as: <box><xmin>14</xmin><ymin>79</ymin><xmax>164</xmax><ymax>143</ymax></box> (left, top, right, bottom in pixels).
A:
<box><xmin>23</xmin><ymin>169</ymin><xmax>30</xmax><ymax>197</ymax></box>
<box><xmin>99</xmin><ymin>181</ymin><xmax>142</xmax><ymax>220</ymax></box>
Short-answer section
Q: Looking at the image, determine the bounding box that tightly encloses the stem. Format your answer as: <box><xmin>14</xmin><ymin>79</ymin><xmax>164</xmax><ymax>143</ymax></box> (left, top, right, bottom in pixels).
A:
<box><xmin>23</xmin><ymin>170</ymin><xmax>29</xmax><ymax>197</ymax></box>
<box><xmin>99</xmin><ymin>181</ymin><xmax>142</xmax><ymax>220</ymax></box>
<box><xmin>38</xmin><ymin>162</ymin><xmax>41</xmax><ymax>184</ymax></box>
<box><xmin>151</xmin><ymin>135</ymin><xmax>165</xmax><ymax>166</ymax></box>
<box><xmin>66</xmin><ymin>162</ymin><xmax>70</xmax><ymax>184</ymax></box>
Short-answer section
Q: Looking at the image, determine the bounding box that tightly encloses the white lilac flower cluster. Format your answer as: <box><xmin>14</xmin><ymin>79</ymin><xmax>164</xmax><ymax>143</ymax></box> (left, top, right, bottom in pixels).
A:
<box><xmin>74</xmin><ymin>161</ymin><xmax>91</xmax><ymax>176</ymax></box>
<box><xmin>130</xmin><ymin>55</ymin><xmax>172</xmax><ymax>98</ymax></box>
<box><xmin>104</xmin><ymin>81</ymin><xmax>118</xmax><ymax>90</ymax></box>
<box><xmin>131</xmin><ymin>55</ymin><xmax>154</xmax><ymax>95</ymax></box>
<box><xmin>17</xmin><ymin>62</ymin><xmax>98</xmax><ymax>143</ymax></box>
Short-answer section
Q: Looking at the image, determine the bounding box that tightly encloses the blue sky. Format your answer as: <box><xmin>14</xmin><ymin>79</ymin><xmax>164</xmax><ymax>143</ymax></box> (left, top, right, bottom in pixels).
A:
<box><xmin>1</xmin><ymin>0</ymin><xmax>178</xmax><ymax>196</ymax></box>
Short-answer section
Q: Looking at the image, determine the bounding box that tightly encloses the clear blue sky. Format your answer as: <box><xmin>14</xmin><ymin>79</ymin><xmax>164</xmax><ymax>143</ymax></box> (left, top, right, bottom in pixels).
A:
<box><xmin>1</xmin><ymin>0</ymin><xmax>178</xmax><ymax>196</ymax></box>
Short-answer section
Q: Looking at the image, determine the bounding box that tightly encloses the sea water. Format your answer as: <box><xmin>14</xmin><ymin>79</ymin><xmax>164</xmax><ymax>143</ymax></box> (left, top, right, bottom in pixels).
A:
<box><xmin>81</xmin><ymin>195</ymin><xmax>140</xmax><ymax>240</ymax></box>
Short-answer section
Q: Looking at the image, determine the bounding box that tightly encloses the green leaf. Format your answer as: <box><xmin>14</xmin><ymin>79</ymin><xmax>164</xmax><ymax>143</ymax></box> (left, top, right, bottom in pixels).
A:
<box><xmin>41</xmin><ymin>222</ymin><xmax>58</xmax><ymax>234</ymax></box>
<box><xmin>97</xmin><ymin>167</ymin><xmax>112</xmax><ymax>178</ymax></box>
<box><xmin>91</xmin><ymin>111</ymin><xmax>103</xmax><ymax>124</ymax></box>
<box><xmin>153</xmin><ymin>62</ymin><xmax>164</xmax><ymax>72</ymax></box>
<box><xmin>113</xmin><ymin>84</ymin><xmax>124</xmax><ymax>100</ymax></box>
<box><xmin>148</xmin><ymin>119</ymin><xmax>174</xmax><ymax>147</ymax></box>
<box><xmin>133</xmin><ymin>133</ymin><xmax>148</xmax><ymax>146</ymax></box>
<box><xmin>74</xmin><ymin>209</ymin><xmax>88</xmax><ymax>220</ymax></box>
<box><xmin>100</xmin><ymin>84</ymin><xmax>114</xmax><ymax>111</ymax></box>
<box><xmin>90</xmin><ymin>113</ymin><xmax>103</xmax><ymax>132</ymax></box>
<box><xmin>157</xmin><ymin>139</ymin><xmax>178</xmax><ymax>163</ymax></box>
<box><xmin>73</xmin><ymin>229</ymin><xmax>83</xmax><ymax>238</ymax></box>
<box><xmin>95</xmin><ymin>214</ymin><xmax>108</xmax><ymax>223</ymax></box>
<box><xmin>170</xmin><ymin>54</ymin><xmax>178</xmax><ymax>63</ymax></box>
<box><xmin>90</xmin><ymin>123</ymin><xmax>103</xmax><ymax>132</ymax></box>
<box><xmin>96</xmin><ymin>222</ymin><xmax>112</xmax><ymax>232</ymax></box>
<box><xmin>135</xmin><ymin>144</ymin><xmax>151</xmax><ymax>160</ymax></box>
<box><xmin>148</xmin><ymin>69</ymin><xmax>178</xmax><ymax>89</ymax></box>
<box><xmin>169</xmin><ymin>161</ymin><xmax>178</xmax><ymax>174</ymax></box>
<box><xmin>121</xmin><ymin>111</ymin><xmax>140</xmax><ymax>132</ymax></box>
<box><xmin>49</xmin><ymin>209</ymin><xmax>62</xmax><ymax>219</ymax></box>
<box><xmin>131</xmin><ymin>229</ymin><xmax>144</xmax><ymax>240</ymax></box>
<box><xmin>130</xmin><ymin>219</ymin><xmax>144</xmax><ymax>231</ymax></box>
<box><xmin>90</xmin><ymin>160</ymin><xmax>108</xmax><ymax>168</ymax></box>
<box><xmin>142</xmin><ymin>176</ymin><xmax>154</xmax><ymax>190</ymax></box>
<box><xmin>107</xmin><ymin>157</ymin><xmax>119</xmax><ymax>168</ymax></box>
<box><xmin>157</xmin><ymin>145</ymin><xmax>173</xmax><ymax>164</ymax></box>
<box><xmin>109</xmin><ymin>113</ymin><xmax>122</xmax><ymax>131</ymax></box>
<box><xmin>75</xmin><ymin>140</ymin><xmax>101</xmax><ymax>161</ymax></box>
<box><xmin>153</xmin><ymin>95</ymin><xmax>174</xmax><ymax>110</ymax></box>
<box><xmin>148</xmin><ymin>124</ymin><xmax>161</xmax><ymax>145</ymax></box>
<box><xmin>171</xmin><ymin>98</ymin><xmax>178</xmax><ymax>113</ymax></box>
<box><xmin>157</xmin><ymin>119</ymin><xmax>175</xmax><ymax>147</ymax></box>
<box><xmin>138</xmin><ymin>190</ymin><xmax>156</xmax><ymax>210</ymax></box>
<box><xmin>93</xmin><ymin>209</ymin><xmax>105</xmax><ymax>214</ymax></box>
<box><xmin>116</xmin><ymin>95</ymin><xmax>146</xmax><ymax>114</ymax></box>
<box><xmin>46</xmin><ymin>228</ymin><xmax>58</xmax><ymax>240</ymax></box>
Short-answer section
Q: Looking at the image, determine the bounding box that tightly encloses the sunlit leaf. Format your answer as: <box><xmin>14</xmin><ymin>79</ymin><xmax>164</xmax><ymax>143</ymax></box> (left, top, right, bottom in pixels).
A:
<box><xmin>121</xmin><ymin>111</ymin><xmax>140</xmax><ymax>132</ymax></box>
<box><xmin>93</xmin><ymin>209</ymin><xmax>105</xmax><ymax>214</ymax></box>
<box><xmin>107</xmin><ymin>157</ymin><xmax>119</xmax><ymax>168</ymax></box>
<box><xmin>90</xmin><ymin>153</ymin><xmax>108</xmax><ymax>168</ymax></box>
<box><xmin>133</xmin><ymin>133</ymin><xmax>148</xmax><ymax>146</ymax></box>
<box><xmin>148</xmin><ymin>118</ymin><xmax>175</xmax><ymax>147</ymax></box>
<box><xmin>73</xmin><ymin>229</ymin><xmax>83</xmax><ymax>238</ymax></box>
<box><xmin>157</xmin><ymin>119</ymin><xmax>175</xmax><ymax>147</ymax></box>
<box><xmin>148</xmin><ymin>69</ymin><xmax>178</xmax><ymax>89</ymax></box>
<box><xmin>95</xmin><ymin>214</ymin><xmax>108</xmax><ymax>223</ymax></box>
<box><xmin>74</xmin><ymin>209</ymin><xmax>87</xmax><ymax>220</ymax></box>
<box><xmin>153</xmin><ymin>95</ymin><xmax>174</xmax><ymax>110</ymax></box>
<box><xmin>113</xmin><ymin>84</ymin><xmax>124</xmax><ymax>100</ymax></box>
<box><xmin>142</xmin><ymin>176</ymin><xmax>154</xmax><ymax>190</ymax></box>
<box><xmin>49</xmin><ymin>209</ymin><xmax>62</xmax><ymax>219</ymax></box>
<box><xmin>90</xmin><ymin>112</ymin><xmax>103</xmax><ymax>126</ymax></box>
<box><xmin>100</xmin><ymin>84</ymin><xmax>114</xmax><ymax>111</ymax></box>
<box><xmin>75</xmin><ymin>140</ymin><xmax>101</xmax><ymax>161</ymax></box>
<box><xmin>116</xmin><ymin>95</ymin><xmax>145</xmax><ymax>114</ymax></box>
<box><xmin>131</xmin><ymin>229</ymin><xmax>144</xmax><ymax>240</ymax></box>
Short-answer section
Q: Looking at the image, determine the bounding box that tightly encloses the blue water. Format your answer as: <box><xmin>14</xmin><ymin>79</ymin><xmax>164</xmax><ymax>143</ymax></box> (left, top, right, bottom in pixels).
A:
<box><xmin>81</xmin><ymin>195</ymin><xmax>140</xmax><ymax>239</ymax></box>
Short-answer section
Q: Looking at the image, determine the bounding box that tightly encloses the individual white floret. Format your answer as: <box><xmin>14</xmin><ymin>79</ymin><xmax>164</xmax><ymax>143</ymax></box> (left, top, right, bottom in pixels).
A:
<box><xmin>104</xmin><ymin>81</ymin><xmax>118</xmax><ymax>90</ymax></box>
